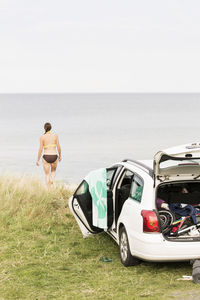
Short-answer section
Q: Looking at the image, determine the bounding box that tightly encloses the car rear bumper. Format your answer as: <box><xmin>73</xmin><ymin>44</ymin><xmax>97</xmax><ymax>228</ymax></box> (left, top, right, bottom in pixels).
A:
<box><xmin>129</xmin><ymin>232</ymin><xmax>200</xmax><ymax>261</ymax></box>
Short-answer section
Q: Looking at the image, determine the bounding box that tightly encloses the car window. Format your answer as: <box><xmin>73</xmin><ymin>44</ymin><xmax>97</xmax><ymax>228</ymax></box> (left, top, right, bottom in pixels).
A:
<box><xmin>75</xmin><ymin>180</ymin><xmax>89</xmax><ymax>195</ymax></box>
<box><xmin>106</xmin><ymin>168</ymin><xmax>117</xmax><ymax>189</ymax></box>
<box><xmin>130</xmin><ymin>175</ymin><xmax>143</xmax><ymax>202</ymax></box>
<box><xmin>107</xmin><ymin>166</ymin><xmax>123</xmax><ymax>189</ymax></box>
<box><xmin>120</xmin><ymin>170</ymin><xmax>134</xmax><ymax>187</ymax></box>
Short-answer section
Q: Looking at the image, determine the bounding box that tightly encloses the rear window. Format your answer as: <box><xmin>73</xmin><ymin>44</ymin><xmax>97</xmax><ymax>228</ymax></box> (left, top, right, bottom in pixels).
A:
<box><xmin>160</xmin><ymin>158</ymin><xmax>200</xmax><ymax>170</ymax></box>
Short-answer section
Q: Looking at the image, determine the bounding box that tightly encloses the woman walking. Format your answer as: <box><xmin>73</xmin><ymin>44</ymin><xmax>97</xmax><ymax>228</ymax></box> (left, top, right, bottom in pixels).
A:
<box><xmin>36</xmin><ymin>122</ymin><xmax>61</xmax><ymax>187</ymax></box>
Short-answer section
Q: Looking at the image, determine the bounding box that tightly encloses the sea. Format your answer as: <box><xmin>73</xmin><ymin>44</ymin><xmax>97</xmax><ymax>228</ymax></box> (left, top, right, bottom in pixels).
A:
<box><xmin>0</xmin><ymin>93</ymin><xmax>200</xmax><ymax>184</ymax></box>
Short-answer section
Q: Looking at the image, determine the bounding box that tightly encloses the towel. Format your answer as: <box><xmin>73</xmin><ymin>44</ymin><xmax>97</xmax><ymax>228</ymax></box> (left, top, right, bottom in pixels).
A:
<box><xmin>85</xmin><ymin>168</ymin><xmax>107</xmax><ymax>230</ymax></box>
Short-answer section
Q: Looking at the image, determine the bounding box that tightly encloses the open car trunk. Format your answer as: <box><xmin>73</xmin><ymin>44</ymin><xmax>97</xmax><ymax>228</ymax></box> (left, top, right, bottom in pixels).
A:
<box><xmin>154</xmin><ymin>144</ymin><xmax>200</xmax><ymax>186</ymax></box>
<box><xmin>156</xmin><ymin>181</ymin><xmax>200</xmax><ymax>241</ymax></box>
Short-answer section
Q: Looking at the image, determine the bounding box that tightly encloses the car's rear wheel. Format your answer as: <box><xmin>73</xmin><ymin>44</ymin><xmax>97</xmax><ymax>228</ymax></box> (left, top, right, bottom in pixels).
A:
<box><xmin>119</xmin><ymin>227</ymin><xmax>140</xmax><ymax>267</ymax></box>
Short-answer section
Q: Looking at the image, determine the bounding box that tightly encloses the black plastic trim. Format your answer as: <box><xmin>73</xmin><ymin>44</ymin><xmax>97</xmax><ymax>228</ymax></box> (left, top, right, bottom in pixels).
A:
<box><xmin>109</xmin><ymin>165</ymin><xmax>123</xmax><ymax>189</ymax></box>
<box><xmin>159</xmin><ymin>154</ymin><xmax>200</xmax><ymax>163</ymax></box>
<box><xmin>107</xmin><ymin>230</ymin><xmax>117</xmax><ymax>241</ymax></box>
<box><xmin>165</xmin><ymin>237</ymin><xmax>200</xmax><ymax>242</ymax></box>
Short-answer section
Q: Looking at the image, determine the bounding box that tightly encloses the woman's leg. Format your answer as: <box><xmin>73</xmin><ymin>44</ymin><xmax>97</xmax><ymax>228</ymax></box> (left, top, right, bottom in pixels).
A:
<box><xmin>42</xmin><ymin>159</ymin><xmax>51</xmax><ymax>187</ymax></box>
<box><xmin>50</xmin><ymin>159</ymin><xmax>58</xmax><ymax>186</ymax></box>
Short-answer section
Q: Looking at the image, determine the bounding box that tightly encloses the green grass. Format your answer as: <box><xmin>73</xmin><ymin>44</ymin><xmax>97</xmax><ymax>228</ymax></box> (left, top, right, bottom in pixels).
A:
<box><xmin>0</xmin><ymin>174</ymin><xmax>198</xmax><ymax>299</ymax></box>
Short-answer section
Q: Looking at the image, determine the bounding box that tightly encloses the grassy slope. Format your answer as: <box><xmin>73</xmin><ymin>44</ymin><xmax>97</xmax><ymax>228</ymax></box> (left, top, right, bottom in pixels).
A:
<box><xmin>0</xmin><ymin>175</ymin><xmax>198</xmax><ymax>300</ymax></box>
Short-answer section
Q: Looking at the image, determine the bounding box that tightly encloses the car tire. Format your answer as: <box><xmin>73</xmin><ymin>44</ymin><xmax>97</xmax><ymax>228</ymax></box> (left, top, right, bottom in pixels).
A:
<box><xmin>119</xmin><ymin>226</ymin><xmax>140</xmax><ymax>267</ymax></box>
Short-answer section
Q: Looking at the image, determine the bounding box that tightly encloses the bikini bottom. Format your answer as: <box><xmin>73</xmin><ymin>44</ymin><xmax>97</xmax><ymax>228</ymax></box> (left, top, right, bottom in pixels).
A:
<box><xmin>43</xmin><ymin>154</ymin><xmax>58</xmax><ymax>164</ymax></box>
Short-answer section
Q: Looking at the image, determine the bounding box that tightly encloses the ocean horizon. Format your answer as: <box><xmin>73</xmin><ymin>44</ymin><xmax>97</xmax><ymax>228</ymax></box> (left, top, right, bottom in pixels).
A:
<box><xmin>1</xmin><ymin>93</ymin><xmax>200</xmax><ymax>184</ymax></box>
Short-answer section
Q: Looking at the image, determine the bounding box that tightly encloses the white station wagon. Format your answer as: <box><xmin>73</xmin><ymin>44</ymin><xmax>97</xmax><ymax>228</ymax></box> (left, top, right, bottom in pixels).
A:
<box><xmin>69</xmin><ymin>144</ymin><xmax>200</xmax><ymax>266</ymax></box>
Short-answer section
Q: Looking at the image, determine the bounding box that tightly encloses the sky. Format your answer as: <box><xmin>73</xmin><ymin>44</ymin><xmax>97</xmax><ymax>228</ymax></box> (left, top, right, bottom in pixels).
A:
<box><xmin>0</xmin><ymin>0</ymin><xmax>200</xmax><ymax>93</ymax></box>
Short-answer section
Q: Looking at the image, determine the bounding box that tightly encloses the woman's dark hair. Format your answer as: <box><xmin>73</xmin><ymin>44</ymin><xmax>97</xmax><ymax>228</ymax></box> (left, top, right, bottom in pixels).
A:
<box><xmin>44</xmin><ymin>122</ymin><xmax>52</xmax><ymax>133</ymax></box>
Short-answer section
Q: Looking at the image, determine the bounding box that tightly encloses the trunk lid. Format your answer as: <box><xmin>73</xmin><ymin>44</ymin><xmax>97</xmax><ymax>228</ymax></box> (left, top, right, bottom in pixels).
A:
<box><xmin>154</xmin><ymin>143</ymin><xmax>200</xmax><ymax>185</ymax></box>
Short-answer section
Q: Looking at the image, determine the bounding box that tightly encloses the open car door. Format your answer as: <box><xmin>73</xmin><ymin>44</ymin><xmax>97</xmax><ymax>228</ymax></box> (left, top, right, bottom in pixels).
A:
<box><xmin>154</xmin><ymin>143</ymin><xmax>200</xmax><ymax>186</ymax></box>
<box><xmin>69</xmin><ymin>168</ymin><xmax>116</xmax><ymax>238</ymax></box>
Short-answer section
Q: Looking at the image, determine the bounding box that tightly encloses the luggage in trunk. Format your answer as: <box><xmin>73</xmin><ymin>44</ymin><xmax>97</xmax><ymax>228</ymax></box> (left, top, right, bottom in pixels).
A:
<box><xmin>156</xmin><ymin>182</ymin><xmax>200</xmax><ymax>240</ymax></box>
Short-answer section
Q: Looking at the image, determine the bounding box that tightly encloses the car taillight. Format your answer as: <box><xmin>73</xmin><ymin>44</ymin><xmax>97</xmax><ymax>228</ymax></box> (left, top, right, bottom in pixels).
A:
<box><xmin>141</xmin><ymin>210</ymin><xmax>160</xmax><ymax>233</ymax></box>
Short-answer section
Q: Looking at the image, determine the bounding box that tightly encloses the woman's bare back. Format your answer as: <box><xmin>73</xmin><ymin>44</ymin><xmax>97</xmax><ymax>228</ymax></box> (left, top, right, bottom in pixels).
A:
<box><xmin>42</xmin><ymin>133</ymin><xmax>59</xmax><ymax>154</ymax></box>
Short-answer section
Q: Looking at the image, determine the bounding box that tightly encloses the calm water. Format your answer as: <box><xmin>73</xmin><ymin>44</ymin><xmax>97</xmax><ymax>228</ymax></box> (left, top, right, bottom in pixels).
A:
<box><xmin>0</xmin><ymin>93</ymin><xmax>200</xmax><ymax>183</ymax></box>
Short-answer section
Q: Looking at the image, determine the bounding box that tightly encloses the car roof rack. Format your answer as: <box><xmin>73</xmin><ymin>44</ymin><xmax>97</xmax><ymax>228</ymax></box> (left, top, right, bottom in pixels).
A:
<box><xmin>122</xmin><ymin>159</ymin><xmax>153</xmax><ymax>178</ymax></box>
